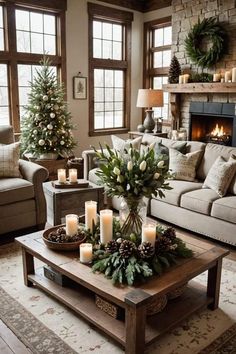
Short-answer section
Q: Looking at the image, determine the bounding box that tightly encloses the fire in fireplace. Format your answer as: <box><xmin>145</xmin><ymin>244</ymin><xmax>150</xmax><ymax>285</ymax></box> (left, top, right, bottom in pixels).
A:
<box><xmin>189</xmin><ymin>102</ymin><xmax>236</xmax><ymax>147</ymax></box>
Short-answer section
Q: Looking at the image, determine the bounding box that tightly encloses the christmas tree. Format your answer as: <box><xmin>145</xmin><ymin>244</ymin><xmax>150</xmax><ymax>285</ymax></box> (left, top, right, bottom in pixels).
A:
<box><xmin>168</xmin><ymin>55</ymin><xmax>181</xmax><ymax>84</ymax></box>
<box><xmin>21</xmin><ymin>57</ymin><xmax>76</xmax><ymax>158</ymax></box>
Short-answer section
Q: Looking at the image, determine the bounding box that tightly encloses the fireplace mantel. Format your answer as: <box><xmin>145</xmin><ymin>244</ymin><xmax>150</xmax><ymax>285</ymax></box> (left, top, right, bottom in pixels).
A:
<box><xmin>163</xmin><ymin>82</ymin><xmax>236</xmax><ymax>94</ymax></box>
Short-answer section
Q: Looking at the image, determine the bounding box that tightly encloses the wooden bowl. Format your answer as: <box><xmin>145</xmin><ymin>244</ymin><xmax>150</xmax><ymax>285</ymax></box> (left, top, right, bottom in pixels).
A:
<box><xmin>43</xmin><ymin>224</ymin><xmax>86</xmax><ymax>251</ymax></box>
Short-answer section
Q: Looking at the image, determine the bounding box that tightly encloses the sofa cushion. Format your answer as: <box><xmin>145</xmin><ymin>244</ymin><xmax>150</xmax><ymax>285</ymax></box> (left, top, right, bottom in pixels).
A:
<box><xmin>197</xmin><ymin>143</ymin><xmax>236</xmax><ymax>180</ymax></box>
<box><xmin>202</xmin><ymin>155</ymin><xmax>236</xmax><ymax>197</ymax></box>
<box><xmin>153</xmin><ymin>180</ymin><xmax>203</xmax><ymax>206</ymax></box>
<box><xmin>111</xmin><ymin>135</ymin><xmax>142</xmax><ymax>153</ymax></box>
<box><xmin>180</xmin><ymin>189</ymin><xmax>220</xmax><ymax>215</ymax></box>
<box><xmin>0</xmin><ymin>142</ymin><xmax>21</xmax><ymax>178</ymax></box>
<box><xmin>88</xmin><ymin>168</ymin><xmax>101</xmax><ymax>185</ymax></box>
<box><xmin>0</xmin><ymin>178</ymin><xmax>34</xmax><ymax>205</ymax></box>
<box><xmin>211</xmin><ymin>196</ymin><xmax>236</xmax><ymax>224</ymax></box>
<box><xmin>169</xmin><ymin>149</ymin><xmax>203</xmax><ymax>181</ymax></box>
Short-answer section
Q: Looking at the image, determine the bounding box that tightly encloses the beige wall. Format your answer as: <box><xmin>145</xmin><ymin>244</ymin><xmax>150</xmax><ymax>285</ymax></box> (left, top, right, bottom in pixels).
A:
<box><xmin>66</xmin><ymin>0</ymin><xmax>169</xmax><ymax>155</ymax></box>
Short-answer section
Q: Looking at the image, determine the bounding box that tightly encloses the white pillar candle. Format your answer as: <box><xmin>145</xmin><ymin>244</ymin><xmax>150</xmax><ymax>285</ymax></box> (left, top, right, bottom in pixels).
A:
<box><xmin>100</xmin><ymin>209</ymin><xmax>113</xmax><ymax>244</ymax></box>
<box><xmin>225</xmin><ymin>71</ymin><xmax>232</xmax><ymax>83</ymax></box>
<box><xmin>232</xmin><ymin>68</ymin><xmax>236</xmax><ymax>82</ymax></box>
<box><xmin>183</xmin><ymin>74</ymin><xmax>190</xmax><ymax>84</ymax></box>
<box><xmin>142</xmin><ymin>223</ymin><xmax>156</xmax><ymax>247</ymax></box>
<box><xmin>58</xmin><ymin>169</ymin><xmax>66</xmax><ymax>183</ymax></box>
<box><xmin>69</xmin><ymin>168</ymin><xmax>77</xmax><ymax>183</ymax></box>
<box><xmin>65</xmin><ymin>214</ymin><xmax>78</xmax><ymax>236</ymax></box>
<box><xmin>179</xmin><ymin>75</ymin><xmax>184</xmax><ymax>84</ymax></box>
<box><xmin>213</xmin><ymin>73</ymin><xmax>221</xmax><ymax>82</ymax></box>
<box><xmin>85</xmin><ymin>201</ymin><xmax>97</xmax><ymax>232</ymax></box>
<box><xmin>80</xmin><ymin>243</ymin><xmax>93</xmax><ymax>264</ymax></box>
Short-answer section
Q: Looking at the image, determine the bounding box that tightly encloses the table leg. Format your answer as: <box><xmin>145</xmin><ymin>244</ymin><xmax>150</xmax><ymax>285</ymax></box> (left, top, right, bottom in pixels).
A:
<box><xmin>125</xmin><ymin>305</ymin><xmax>146</xmax><ymax>354</ymax></box>
<box><xmin>22</xmin><ymin>248</ymin><xmax>35</xmax><ymax>287</ymax></box>
<box><xmin>207</xmin><ymin>259</ymin><xmax>222</xmax><ymax>310</ymax></box>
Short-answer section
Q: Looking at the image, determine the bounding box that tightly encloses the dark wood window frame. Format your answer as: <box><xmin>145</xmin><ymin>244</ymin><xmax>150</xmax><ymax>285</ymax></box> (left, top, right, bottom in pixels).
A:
<box><xmin>143</xmin><ymin>16</ymin><xmax>171</xmax><ymax>126</ymax></box>
<box><xmin>88</xmin><ymin>2</ymin><xmax>133</xmax><ymax>137</ymax></box>
<box><xmin>0</xmin><ymin>0</ymin><xmax>66</xmax><ymax>133</ymax></box>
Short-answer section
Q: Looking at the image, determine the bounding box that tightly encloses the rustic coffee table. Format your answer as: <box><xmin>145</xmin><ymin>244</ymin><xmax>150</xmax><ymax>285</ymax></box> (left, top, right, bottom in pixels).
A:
<box><xmin>16</xmin><ymin>232</ymin><xmax>229</xmax><ymax>354</ymax></box>
<box><xmin>43</xmin><ymin>181</ymin><xmax>104</xmax><ymax>226</ymax></box>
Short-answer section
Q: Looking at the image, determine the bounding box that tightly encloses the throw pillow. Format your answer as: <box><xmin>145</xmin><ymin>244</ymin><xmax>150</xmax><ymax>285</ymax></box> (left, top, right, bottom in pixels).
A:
<box><xmin>111</xmin><ymin>135</ymin><xmax>142</xmax><ymax>153</ymax></box>
<box><xmin>229</xmin><ymin>154</ymin><xmax>236</xmax><ymax>195</ymax></box>
<box><xmin>169</xmin><ymin>149</ymin><xmax>203</xmax><ymax>182</ymax></box>
<box><xmin>0</xmin><ymin>142</ymin><xmax>21</xmax><ymax>178</ymax></box>
<box><xmin>202</xmin><ymin>155</ymin><xmax>236</xmax><ymax>197</ymax></box>
<box><xmin>155</xmin><ymin>141</ymin><xmax>187</xmax><ymax>167</ymax></box>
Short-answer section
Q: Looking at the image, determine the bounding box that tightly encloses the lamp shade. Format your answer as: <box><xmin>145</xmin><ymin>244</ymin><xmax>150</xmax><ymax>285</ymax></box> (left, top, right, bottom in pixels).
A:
<box><xmin>136</xmin><ymin>89</ymin><xmax>163</xmax><ymax>109</ymax></box>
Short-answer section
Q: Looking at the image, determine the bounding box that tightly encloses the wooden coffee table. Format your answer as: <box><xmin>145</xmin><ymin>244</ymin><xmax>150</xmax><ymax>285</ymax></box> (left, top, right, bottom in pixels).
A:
<box><xmin>16</xmin><ymin>231</ymin><xmax>229</xmax><ymax>354</ymax></box>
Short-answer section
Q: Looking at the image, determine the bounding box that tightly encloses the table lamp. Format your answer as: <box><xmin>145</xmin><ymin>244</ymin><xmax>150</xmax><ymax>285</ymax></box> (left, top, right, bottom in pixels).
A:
<box><xmin>136</xmin><ymin>89</ymin><xmax>163</xmax><ymax>133</ymax></box>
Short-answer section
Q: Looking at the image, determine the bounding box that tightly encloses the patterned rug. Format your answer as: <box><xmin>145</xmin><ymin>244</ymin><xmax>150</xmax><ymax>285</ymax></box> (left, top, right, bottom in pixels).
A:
<box><xmin>0</xmin><ymin>242</ymin><xmax>235</xmax><ymax>354</ymax></box>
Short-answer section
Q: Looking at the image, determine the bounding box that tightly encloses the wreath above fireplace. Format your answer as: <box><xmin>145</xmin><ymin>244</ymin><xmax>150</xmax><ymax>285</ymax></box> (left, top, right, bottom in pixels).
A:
<box><xmin>185</xmin><ymin>17</ymin><xmax>227</xmax><ymax>68</ymax></box>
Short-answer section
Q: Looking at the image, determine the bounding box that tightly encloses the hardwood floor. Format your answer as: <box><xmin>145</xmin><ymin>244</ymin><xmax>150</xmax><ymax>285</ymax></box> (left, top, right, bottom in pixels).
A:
<box><xmin>0</xmin><ymin>320</ymin><xmax>31</xmax><ymax>354</ymax></box>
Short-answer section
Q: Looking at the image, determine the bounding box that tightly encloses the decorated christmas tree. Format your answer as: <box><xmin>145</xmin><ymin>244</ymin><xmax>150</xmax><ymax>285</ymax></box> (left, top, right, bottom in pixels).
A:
<box><xmin>21</xmin><ymin>57</ymin><xmax>76</xmax><ymax>159</ymax></box>
<box><xmin>168</xmin><ymin>55</ymin><xmax>181</xmax><ymax>84</ymax></box>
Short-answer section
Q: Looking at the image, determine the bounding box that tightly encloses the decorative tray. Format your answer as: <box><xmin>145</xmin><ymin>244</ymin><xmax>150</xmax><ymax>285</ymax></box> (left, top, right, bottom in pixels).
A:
<box><xmin>52</xmin><ymin>179</ymin><xmax>89</xmax><ymax>189</ymax></box>
<box><xmin>43</xmin><ymin>224</ymin><xmax>86</xmax><ymax>251</ymax></box>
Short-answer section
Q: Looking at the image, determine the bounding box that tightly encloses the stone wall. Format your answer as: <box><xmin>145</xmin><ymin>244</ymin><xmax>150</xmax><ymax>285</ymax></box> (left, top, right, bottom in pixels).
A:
<box><xmin>171</xmin><ymin>0</ymin><xmax>236</xmax><ymax>134</ymax></box>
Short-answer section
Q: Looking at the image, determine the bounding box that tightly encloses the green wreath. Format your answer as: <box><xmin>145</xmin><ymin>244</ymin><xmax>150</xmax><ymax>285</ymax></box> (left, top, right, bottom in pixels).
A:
<box><xmin>185</xmin><ymin>17</ymin><xmax>226</xmax><ymax>68</ymax></box>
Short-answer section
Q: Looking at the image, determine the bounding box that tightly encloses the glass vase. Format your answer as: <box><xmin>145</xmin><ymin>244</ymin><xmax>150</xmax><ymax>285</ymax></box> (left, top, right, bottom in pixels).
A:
<box><xmin>119</xmin><ymin>197</ymin><xmax>147</xmax><ymax>236</ymax></box>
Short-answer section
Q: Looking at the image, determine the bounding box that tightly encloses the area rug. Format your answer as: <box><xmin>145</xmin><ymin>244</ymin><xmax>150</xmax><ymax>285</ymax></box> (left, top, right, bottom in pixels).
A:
<box><xmin>0</xmin><ymin>242</ymin><xmax>235</xmax><ymax>354</ymax></box>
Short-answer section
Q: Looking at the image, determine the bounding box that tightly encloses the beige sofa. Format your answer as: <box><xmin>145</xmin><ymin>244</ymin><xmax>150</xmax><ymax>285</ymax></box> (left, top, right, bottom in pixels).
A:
<box><xmin>83</xmin><ymin>135</ymin><xmax>236</xmax><ymax>246</ymax></box>
<box><xmin>0</xmin><ymin>126</ymin><xmax>49</xmax><ymax>235</ymax></box>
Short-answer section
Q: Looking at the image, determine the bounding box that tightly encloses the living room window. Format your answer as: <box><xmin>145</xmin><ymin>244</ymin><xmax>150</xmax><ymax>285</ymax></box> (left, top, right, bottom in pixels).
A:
<box><xmin>143</xmin><ymin>17</ymin><xmax>172</xmax><ymax>124</ymax></box>
<box><xmin>0</xmin><ymin>0</ymin><xmax>66</xmax><ymax>134</ymax></box>
<box><xmin>88</xmin><ymin>3</ymin><xmax>133</xmax><ymax>136</ymax></box>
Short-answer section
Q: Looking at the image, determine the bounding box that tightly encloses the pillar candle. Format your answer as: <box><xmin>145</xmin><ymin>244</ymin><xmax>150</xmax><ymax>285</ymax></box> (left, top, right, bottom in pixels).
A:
<box><xmin>65</xmin><ymin>214</ymin><xmax>78</xmax><ymax>236</ymax></box>
<box><xmin>213</xmin><ymin>73</ymin><xmax>221</xmax><ymax>82</ymax></box>
<box><xmin>232</xmin><ymin>68</ymin><xmax>236</xmax><ymax>82</ymax></box>
<box><xmin>142</xmin><ymin>223</ymin><xmax>156</xmax><ymax>247</ymax></box>
<box><xmin>225</xmin><ymin>71</ymin><xmax>232</xmax><ymax>83</ymax></box>
<box><xmin>183</xmin><ymin>74</ymin><xmax>190</xmax><ymax>84</ymax></box>
<box><xmin>179</xmin><ymin>75</ymin><xmax>184</xmax><ymax>84</ymax></box>
<box><xmin>100</xmin><ymin>209</ymin><xmax>113</xmax><ymax>244</ymax></box>
<box><xmin>58</xmin><ymin>169</ymin><xmax>66</xmax><ymax>183</ymax></box>
<box><xmin>85</xmin><ymin>201</ymin><xmax>97</xmax><ymax>232</ymax></box>
<box><xmin>80</xmin><ymin>243</ymin><xmax>93</xmax><ymax>264</ymax></box>
<box><xmin>69</xmin><ymin>168</ymin><xmax>77</xmax><ymax>183</ymax></box>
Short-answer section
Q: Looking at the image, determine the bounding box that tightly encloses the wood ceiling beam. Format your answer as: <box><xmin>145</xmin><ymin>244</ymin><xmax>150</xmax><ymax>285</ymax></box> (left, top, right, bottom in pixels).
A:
<box><xmin>96</xmin><ymin>0</ymin><xmax>171</xmax><ymax>13</ymax></box>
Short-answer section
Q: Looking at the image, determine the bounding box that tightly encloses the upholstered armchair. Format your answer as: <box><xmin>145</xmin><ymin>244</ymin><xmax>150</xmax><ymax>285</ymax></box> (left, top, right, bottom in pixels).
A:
<box><xmin>0</xmin><ymin>126</ymin><xmax>49</xmax><ymax>235</ymax></box>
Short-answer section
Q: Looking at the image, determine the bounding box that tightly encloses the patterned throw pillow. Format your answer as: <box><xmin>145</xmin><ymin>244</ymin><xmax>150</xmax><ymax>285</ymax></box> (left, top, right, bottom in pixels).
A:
<box><xmin>0</xmin><ymin>142</ymin><xmax>21</xmax><ymax>178</ymax></box>
<box><xmin>155</xmin><ymin>141</ymin><xmax>187</xmax><ymax>167</ymax></box>
<box><xmin>111</xmin><ymin>135</ymin><xmax>142</xmax><ymax>153</ymax></box>
<box><xmin>202</xmin><ymin>155</ymin><xmax>236</xmax><ymax>197</ymax></box>
<box><xmin>169</xmin><ymin>149</ymin><xmax>203</xmax><ymax>182</ymax></box>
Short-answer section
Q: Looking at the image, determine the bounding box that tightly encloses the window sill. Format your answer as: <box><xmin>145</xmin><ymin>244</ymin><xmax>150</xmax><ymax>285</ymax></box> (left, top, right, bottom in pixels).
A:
<box><xmin>89</xmin><ymin>128</ymin><xmax>129</xmax><ymax>137</ymax></box>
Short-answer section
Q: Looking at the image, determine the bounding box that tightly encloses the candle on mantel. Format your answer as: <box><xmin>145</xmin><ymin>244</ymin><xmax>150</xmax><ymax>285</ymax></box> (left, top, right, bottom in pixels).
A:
<box><xmin>183</xmin><ymin>74</ymin><xmax>190</xmax><ymax>84</ymax></box>
<box><xmin>85</xmin><ymin>201</ymin><xmax>97</xmax><ymax>232</ymax></box>
<box><xmin>65</xmin><ymin>214</ymin><xmax>78</xmax><ymax>236</ymax></box>
<box><xmin>179</xmin><ymin>75</ymin><xmax>184</xmax><ymax>84</ymax></box>
<box><xmin>232</xmin><ymin>68</ymin><xmax>236</xmax><ymax>82</ymax></box>
<box><xmin>57</xmin><ymin>169</ymin><xmax>66</xmax><ymax>183</ymax></box>
<box><xmin>69</xmin><ymin>168</ymin><xmax>77</xmax><ymax>183</ymax></box>
<box><xmin>142</xmin><ymin>223</ymin><xmax>156</xmax><ymax>247</ymax></box>
<box><xmin>225</xmin><ymin>71</ymin><xmax>232</xmax><ymax>83</ymax></box>
<box><xmin>213</xmin><ymin>73</ymin><xmax>221</xmax><ymax>82</ymax></box>
<box><xmin>100</xmin><ymin>209</ymin><xmax>113</xmax><ymax>244</ymax></box>
<box><xmin>80</xmin><ymin>243</ymin><xmax>93</xmax><ymax>264</ymax></box>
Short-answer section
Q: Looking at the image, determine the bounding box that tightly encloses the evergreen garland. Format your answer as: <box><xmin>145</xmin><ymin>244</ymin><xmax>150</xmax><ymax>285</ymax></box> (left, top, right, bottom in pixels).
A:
<box><xmin>20</xmin><ymin>57</ymin><xmax>76</xmax><ymax>158</ymax></box>
<box><xmin>185</xmin><ymin>17</ymin><xmax>227</xmax><ymax>68</ymax></box>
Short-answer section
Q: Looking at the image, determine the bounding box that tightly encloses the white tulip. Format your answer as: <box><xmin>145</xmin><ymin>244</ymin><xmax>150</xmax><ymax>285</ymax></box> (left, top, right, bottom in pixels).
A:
<box><xmin>139</xmin><ymin>160</ymin><xmax>147</xmax><ymax>171</ymax></box>
<box><xmin>149</xmin><ymin>142</ymin><xmax>156</xmax><ymax>150</ymax></box>
<box><xmin>128</xmin><ymin>148</ymin><xmax>132</xmax><ymax>155</ymax></box>
<box><xmin>113</xmin><ymin>167</ymin><xmax>121</xmax><ymax>175</ymax></box>
<box><xmin>157</xmin><ymin>160</ymin><xmax>165</xmax><ymax>168</ymax></box>
<box><xmin>127</xmin><ymin>161</ymin><xmax>133</xmax><ymax>171</ymax></box>
<box><xmin>154</xmin><ymin>172</ymin><xmax>160</xmax><ymax>180</ymax></box>
<box><xmin>117</xmin><ymin>175</ymin><xmax>124</xmax><ymax>183</ymax></box>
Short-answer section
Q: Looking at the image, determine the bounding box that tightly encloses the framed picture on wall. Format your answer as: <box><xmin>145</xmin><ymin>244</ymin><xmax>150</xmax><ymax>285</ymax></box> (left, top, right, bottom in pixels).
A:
<box><xmin>73</xmin><ymin>76</ymin><xmax>87</xmax><ymax>99</ymax></box>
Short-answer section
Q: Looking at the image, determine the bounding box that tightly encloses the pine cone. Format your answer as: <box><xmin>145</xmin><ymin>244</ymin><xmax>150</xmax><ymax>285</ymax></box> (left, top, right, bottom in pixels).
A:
<box><xmin>138</xmin><ymin>242</ymin><xmax>155</xmax><ymax>259</ymax></box>
<box><xmin>119</xmin><ymin>240</ymin><xmax>135</xmax><ymax>259</ymax></box>
<box><xmin>163</xmin><ymin>227</ymin><xmax>176</xmax><ymax>241</ymax></box>
<box><xmin>105</xmin><ymin>240</ymin><xmax>119</xmax><ymax>254</ymax></box>
<box><xmin>155</xmin><ymin>236</ymin><xmax>172</xmax><ymax>253</ymax></box>
<box><xmin>57</xmin><ymin>227</ymin><xmax>66</xmax><ymax>235</ymax></box>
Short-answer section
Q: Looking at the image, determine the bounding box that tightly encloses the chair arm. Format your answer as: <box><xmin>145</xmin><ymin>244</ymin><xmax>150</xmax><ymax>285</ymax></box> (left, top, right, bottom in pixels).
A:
<box><xmin>19</xmin><ymin>159</ymin><xmax>49</xmax><ymax>225</ymax></box>
<box><xmin>82</xmin><ymin>150</ymin><xmax>100</xmax><ymax>180</ymax></box>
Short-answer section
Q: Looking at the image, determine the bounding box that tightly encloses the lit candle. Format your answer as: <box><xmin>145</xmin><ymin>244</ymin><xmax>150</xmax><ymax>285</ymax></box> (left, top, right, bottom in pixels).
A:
<box><xmin>100</xmin><ymin>209</ymin><xmax>113</xmax><ymax>244</ymax></box>
<box><xmin>225</xmin><ymin>71</ymin><xmax>232</xmax><ymax>83</ymax></box>
<box><xmin>213</xmin><ymin>73</ymin><xmax>221</xmax><ymax>82</ymax></box>
<box><xmin>80</xmin><ymin>243</ymin><xmax>93</xmax><ymax>264</ymax></box>
<box><xmin>65</xmin><ymin>214</ymin><xmax>78</xmax><ymax>236</ymax></box>
<box><xmin>179</xmin><ymin>75</ymin><xmax>184</xmax><ymax>84</ymax></box>
<box><xmin>58</xmin><ymin>169</ymin><xmax>66</xmax><ymax>183</ymax></box>
<box><xmin>69</xmin><ymin>168</ymin><xmax>77</xmax><ymax>183</ymax></box>
<box><xmin>232</xmin><ymin>68</ymin><xmax>236</xmax><ymax>82</ymax></box>
<box><xmin>142</xmin><ymin>223</ymin><xmax>156</xmax><ymax>247</ymax></box>
<box><xmin>183</xmin><ymin>74</ymin><xmax>190</xmax><ymax>84</ymax></box>
<box><xmin>85</xmin><ymin>201</ymin><xmax>97</xmax><ymax>232</ymax></box>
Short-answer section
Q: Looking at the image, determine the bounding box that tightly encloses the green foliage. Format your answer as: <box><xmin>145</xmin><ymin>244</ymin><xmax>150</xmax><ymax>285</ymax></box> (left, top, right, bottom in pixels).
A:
<box><xmin>185</xmin><ymin>17</ymin><xmax>227</xmax><ymax>68</ymax></box>
<box><xmin>20</xmin><ymin>57</ymin><xmax>76</xmax><ymax>157</ymax></box>
<box><xmin>168</xmin><ymin>55</ymin><xmax>182</xmax><ymax>84</ymax></box>
<box><xmin>190</xmin><ymin>72</ymin><xmax>213</xmax><ymax>83</ymax></box>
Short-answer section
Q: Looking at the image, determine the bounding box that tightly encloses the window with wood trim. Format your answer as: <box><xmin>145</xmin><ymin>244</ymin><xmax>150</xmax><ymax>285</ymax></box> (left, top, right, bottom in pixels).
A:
<box><xmin>88</xmin><ymin>2</ymin><xmax>133</xmax><ymax>136</ymax></box>
<box><xmin>143</xmin><ymin>17</ymin><xmax>172</xmax><ymax>123</ymax></box>
<box><xmin>0</xmin><ymin>0</ymin><xmax>66</xmax><ymax>133</ymax></box>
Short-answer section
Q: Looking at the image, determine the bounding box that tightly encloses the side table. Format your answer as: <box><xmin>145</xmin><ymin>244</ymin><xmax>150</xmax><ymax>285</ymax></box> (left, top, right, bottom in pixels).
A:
<box><xmin>128</xmin><ymin>131</ymin><xmax>168</xmax><ymax>139</ymax></box>
<box><xmin>43</xmin><ymin>181</ymin><xmax>104</xmax><ymax>226</ymax></box>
